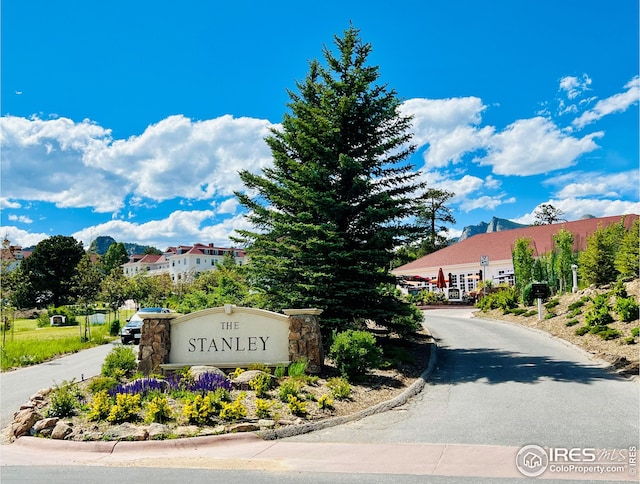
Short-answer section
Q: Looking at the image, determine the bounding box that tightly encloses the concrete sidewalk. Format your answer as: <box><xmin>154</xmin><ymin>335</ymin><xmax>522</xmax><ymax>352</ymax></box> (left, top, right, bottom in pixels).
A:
<box><xmin>1</xmin><ymin>433</ymin><xmax>635</xmax><ymax>481</ymax></box>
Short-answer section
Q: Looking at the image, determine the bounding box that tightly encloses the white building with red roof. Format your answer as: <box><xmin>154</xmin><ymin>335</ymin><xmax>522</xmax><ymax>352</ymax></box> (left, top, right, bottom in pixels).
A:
<box><xmin>122</xmin><ymin>243</ymin><xmax>247</xmax><ymax>282</ymax></box>
<box><xmin>392</xmin><ymin>214</ymin><xmax>638</xmax><ymax>301</ymax></box>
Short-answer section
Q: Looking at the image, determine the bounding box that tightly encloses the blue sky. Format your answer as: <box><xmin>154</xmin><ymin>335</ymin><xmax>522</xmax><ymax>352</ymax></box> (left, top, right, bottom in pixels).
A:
<box><xmin>1</xmin><ymin>1</ymin><xmax>638</xmax><ymax>250</ymax></box>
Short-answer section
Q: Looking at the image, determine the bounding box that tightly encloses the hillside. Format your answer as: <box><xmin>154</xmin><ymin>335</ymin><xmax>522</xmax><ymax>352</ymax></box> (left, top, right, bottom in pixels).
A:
<box><xmin>458</xmin><ymin>217</ymin><xmax>529</xmax><ymax>241</ymax></box>
<box><xmin>87</xmin><ymin>236</ymin><xmax>160</xmax><ymax>256</ymax></box>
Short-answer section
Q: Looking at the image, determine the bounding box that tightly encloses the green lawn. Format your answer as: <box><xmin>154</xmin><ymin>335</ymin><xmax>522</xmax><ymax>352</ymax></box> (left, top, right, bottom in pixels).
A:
<box><xmin>0</xmin><ymin>317</ymin><xmax>120</xmax><ymax>371</ymax></box>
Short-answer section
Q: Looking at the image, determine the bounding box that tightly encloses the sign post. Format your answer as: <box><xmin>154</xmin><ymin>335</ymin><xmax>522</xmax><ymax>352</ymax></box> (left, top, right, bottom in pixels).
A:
<box><xmin>480</xmin><ymin>255</ymin><xmax>489</xmax><ymax>297</ymax></box>
<box><xmin>531</xmin><ymin>283</ymin><xmax>549</xmax><ymax>320</ymax></box>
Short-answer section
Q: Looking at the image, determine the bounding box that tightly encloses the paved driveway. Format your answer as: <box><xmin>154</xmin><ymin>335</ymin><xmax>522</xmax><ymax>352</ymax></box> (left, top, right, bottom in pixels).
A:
<box><xmin>289</xmin><ymin>309</ymin><xmax>639</xmax><ymax>450</ymax></box>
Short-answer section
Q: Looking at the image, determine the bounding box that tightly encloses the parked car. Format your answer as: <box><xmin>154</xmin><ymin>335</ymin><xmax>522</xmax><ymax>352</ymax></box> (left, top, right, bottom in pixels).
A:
<box><xmin>120</xmin><ymin>308</ymin><xmax>170</xmax><ymax>344</ymax></box>
<box><xmin>120</xmin><ymin>319</ymin><xmax>143</xmax><ymax>345</ymax></box>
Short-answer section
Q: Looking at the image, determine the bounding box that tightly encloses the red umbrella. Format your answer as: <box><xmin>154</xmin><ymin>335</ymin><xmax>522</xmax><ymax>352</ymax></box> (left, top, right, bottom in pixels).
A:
<box><xmin>436</xmin><ymin>268</ymin><xmax>447</xmax><ymax>289</ymax></box>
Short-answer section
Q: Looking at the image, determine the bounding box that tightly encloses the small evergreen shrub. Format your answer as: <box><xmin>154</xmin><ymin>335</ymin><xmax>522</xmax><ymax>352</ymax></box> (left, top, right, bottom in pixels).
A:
<box><xmin>631</xmin><ymin>327</ymin><xmax>640</xmax><ymax>338</ymax></box>
<box><xmin>109</xmin><ymin>319</ymin><xmax>121</xmax><ymax>337</ymax></box>
<box><xmin>329</xmin><ymin>330</ymin><xmax>382</xmax><ymax>380</ymax></box>
<box><xmin>101</xmin><ymin>346</ymin><xmax>137</xmax><ymax>379</ymax></box>
<box><xmin>568</xmin><ymin>300</ymin><xmax>586</xmax><ymax>311</ymax></box>
<box><xmin>625</xmin><ymin>337</ymin><xmax>637</xmax><ymax>345</ymax></box>
<box><xmin>524</xmin><ymin>310</ymin><xmax>538</xmax><ymax>317</ymax></box>
<box><xmin>510</xmin><ymin>308</ymin><xmax>528</xmax><ymax>316</ymax></box>
<box><xmin>565</xmin><ymin>319</ymin><xmax>579</xmax><ymax>327</ymax></box>
<box><xmin>575</xmin><ymin>326</ymin><xmax>590</xmax><ymax>336</ymax></box>
<box><xmin>87</xmin><ymin>376</ymin><xmax>119</xmax><ymax>394</ymax></box>
<box><xmin>545</xmin><ymin>299</ymin><xmax>560</xmax><ymax>310</ymax></box>
<box><xmin>183</xmin><ymin>391</ymin><xmax>227</xmax><ymax>425</ymax></box>
<box><xmin>609</xmin><ymin>280</ymin><xmax>628</xmax><ymax>298</ymax></box>
<box><xmin>326</xmin><ymin>377</ymin><xmax>351</xmax><ymax>400</ymax></box>
<box><xmin>544</xmin><ymin>312</ymin><xmax>557</xmax><ymax>319</ymax></box>
<box><xmin>584</xmin><ymin>295</ymin><xmax>614</xmax><ymax>327</ymax></box>
<box><xmin>598</xmin><ymin>328</ymin><xmax>621</xmax><ymax>340</ymax></box>
<box><xmin>614</xmin><ymin>297</ymin><xmax>639</xmax><ymax>322</ymax></box>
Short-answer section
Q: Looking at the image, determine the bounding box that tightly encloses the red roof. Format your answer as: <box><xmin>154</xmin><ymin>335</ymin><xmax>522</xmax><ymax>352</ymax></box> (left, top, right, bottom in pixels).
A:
<box><xmin>395</xmin><ymin>214</ymin><xmax>638</xmax><ymax>273</ymax></box>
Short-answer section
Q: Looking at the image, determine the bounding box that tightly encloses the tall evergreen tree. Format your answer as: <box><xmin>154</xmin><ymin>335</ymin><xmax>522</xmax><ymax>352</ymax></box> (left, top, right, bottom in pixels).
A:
<box><xmin>102</xmin><ymin>242</ymin><xmax>129</xmax><ymax>275</ymax></box>
<box><xmin>235</xmin><ymin>26</ymin><xmax>424</xmax><ymax>335</ymax></box>
<box><xmin>415</xmin><ymin>188</ymin><xmax>456</xmax><ymax>256</ymax></box>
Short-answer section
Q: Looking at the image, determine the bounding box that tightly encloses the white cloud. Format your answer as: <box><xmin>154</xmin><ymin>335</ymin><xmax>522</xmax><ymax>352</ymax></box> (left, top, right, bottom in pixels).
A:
<box><xmin>513</xmin><ymin>198</ymin><xmax>640</xmax><ymax>225</ymax></box>
<box><xmin>572</xmin><ymin>76</ymin><xmax>640</xmax><ymax>129</ymax></box>
<box><xmin>401</xmin><ymin>97</ymin><xmax>493</xmax><ymax>168</ymax></box>
<box><xmin>479</xmin><ymin>117</ymin><xmax>603</xmax><ymax>176</ymax></box>
<box><xmin>545</xmin><ymin>170</ymin><xmax>639</xmax><ymax>199</ymax></box>
<box><xmin>71</xmin><ymin>210</ymin><xmax>250</xmax><ymax>250</ymax></box>
<box><xmin>459</xmin><ymin>195</ymin><xmax>516</xmax><ymax>212</ymax></box>
<box><xmin>0</xmin><ymin>226</ymin><xmax>50</xmax><ymax>248</ymax></box>
<box><xmin>0</xmin><ymin>198</ymin><xmax>21</xmax><ymax>209</ymax></box>
<box><xmin>0</xmin><ymin>114</ymin><xmax>275</xmax><ymax>212</ymax></box>
<box><xmin>7</xmin><ymin>214</ymin><xmax>33</xmax><ymax>224</ymax></box>
<box><xmin>215</xmin><ymin>197</ymin><xmax>240</xmax><ymax>215</ymax></box>
<box><xmin>559</xmin><ymin>74</ymin><xmax>592</xmax><ymax>100</ymax></box>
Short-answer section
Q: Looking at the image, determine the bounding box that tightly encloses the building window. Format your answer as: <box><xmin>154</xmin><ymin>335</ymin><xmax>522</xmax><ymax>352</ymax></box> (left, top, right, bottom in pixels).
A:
<box><xmin>196</xmin><ymin>258</ymin><xmax>201</xmax><ymax>265</ymax></box>
<box><xmin>450</xmin><ymin>274</ymin><xmax>457</xmax><ymax>287</ymax></box>
<box><xmin>459</xmin><ymin>274</ymin><xmax>465</xmax><ymax>290</ymax></box>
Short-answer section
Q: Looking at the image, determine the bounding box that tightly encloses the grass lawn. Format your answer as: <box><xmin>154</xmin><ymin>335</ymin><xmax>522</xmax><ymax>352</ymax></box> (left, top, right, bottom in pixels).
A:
<box><xmin>1</xmin><ymin>317</ymin><xmax>121</xmax><ymax>371</ymax></box>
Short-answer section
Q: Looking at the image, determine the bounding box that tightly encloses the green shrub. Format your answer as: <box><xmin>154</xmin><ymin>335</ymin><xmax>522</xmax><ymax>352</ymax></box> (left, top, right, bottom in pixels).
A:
<box><xmin>625</xmin><ymin>337</ymin><xmax>637</xmax><ymax>345</ymax></box>
<box><xmin>87</xmin><ymin>376</ymin><xmax>119</xmax><ymax>394</ymax></box>
<box><xmin>585</xmin><ymin>295</ymin><xmax>613</xmax><ymax>327</ymax></box>
<box><xmin>101</xmin><ymin>346</ymin><xmax>137</xmax><ymax>379</ymax></box>
<box><xmin>524</xmin><ymin>310</ymin><xmax>538</xmax><ymax>317</ymax></box>
<box><xmin>329</xmin><ymin>330</ymin><xmax>382</xmax><ymax>380</ymax></box>
<box><xmin>545</xmin><ymin>299</ymin><xmax>560</xmax><ymax>310</ymax></box>
<box><xmin>509</xmin><ymin>308</ymin><xmax>528</xmax><ymax>316</ymax></box>
<box><xmin>568</xmin><ymin>300</ymin><xmax>586</xmax><ymax>311</ymax></box>
<box><xmin>614</xmin><ymin>297</ymin><xmax>639</xmax><ymax>322</ymax></box>
<box><xmin>631</xmin><ymin>327</ymin><xmax>640</xmax><ymax>338</ymax></box>
<box><xmin>598</xmin><ymin>328</ymin><xmax>621</xmax><ymax>340</ymax></box>
<box><xmin>565</xmin><ymin>319</ymin><xmax>579</xmax><ymax>327</ymax></box>
<box><xmin>183</xmin><ymin>390</ymin><xmax>229</xmax><ymax>425</ymax></box>
<box><xmin>278</xmin><ymin>379</ymin><xmax>302</xmax><ymax>402</ymax></box>
<box><xmin>544</xmin><ymin>312</ymin><xmax>556</xmax><ymax>319</ymax></box>
<box><xmin>47</xmin><ymin>380</ymin><xmax>82</xmax><ymax>418</ymax></box>
<box><xmin>575</xmin><ymin>326</ymin><xmax>590</xmax><ymax>336</ymax></box>
<box><xmin>326</xmin><ymin>377</ymin><xmax>351</xmax><ymax>400</ymax></box>
<box><xmin>609</xmin><ymin>280</ymin><xmax>628</xmax><ymax>298</ymax></box>
<box><xmin>248</xmin><ymin>372</ymin><xmax>272</xmax><ymax>398</ymax></box>
<box><xmin>38</xmin><ymin>306</ymin><xmax>79</xmax><ymax>328</ymax></box>
<box><xmin>109</xmin><ymin>319</ymin><xmax>121</xmax><ymax>337</ymax></box>
<box><xmin>391</xmin><ymin>303</ymin><xmax>424</xmax><ymax>337</ymax></box>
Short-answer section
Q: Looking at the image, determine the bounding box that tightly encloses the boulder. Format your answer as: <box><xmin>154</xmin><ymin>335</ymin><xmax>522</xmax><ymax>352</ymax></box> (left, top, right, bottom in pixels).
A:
<box><xmin>190</xmin><ymin>366</ymin><xmax>226</xmax><ymax>380</ymax></box>
<box><xmin>11</xmin><ymin>408</ymin><xmax>41</xmax><ymax>439</ymax></box>
<box><xmin>51</xmin><ymin>421</ymin><xmax>73</xmax><ymax>440</ymax></box>
<box><xmin>104</xmin><ymin>423</ymin><xmax>148</xmax><ymax>441</ymax></box>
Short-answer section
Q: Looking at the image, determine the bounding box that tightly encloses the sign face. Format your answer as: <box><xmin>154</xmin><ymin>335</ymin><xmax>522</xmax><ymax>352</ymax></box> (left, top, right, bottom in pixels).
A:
<box><xmin>169</xmin><ymin>306</ymin><xmax>290</xmax><ymax>367</ymax></box>
<box><xmin>531</xmin><ymin>283</ymin><xmax>549</xmax><ymax>299</ymax></box>
<box><xmin>480</xmin><ymin>255</ymin><xmax>489</xmax><ymax>266</ymax></box>
<box><xmin>448</xmin><ymin>288</ymin><xmax>461</xmax><ymax>300</ymax></box>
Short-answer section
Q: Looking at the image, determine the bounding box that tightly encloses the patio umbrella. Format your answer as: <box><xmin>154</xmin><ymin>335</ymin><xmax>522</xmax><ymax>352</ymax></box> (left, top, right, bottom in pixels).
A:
<box><xmin>436</xmin><ymin>268</ymin><xmax>447</xmax><ymax>289</ymax></box>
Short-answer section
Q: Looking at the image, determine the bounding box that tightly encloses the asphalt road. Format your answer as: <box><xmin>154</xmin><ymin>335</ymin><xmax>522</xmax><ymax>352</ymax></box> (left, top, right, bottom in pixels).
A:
<box><xmin>288</xmin><ymin>308</ymin><xmax>639</xmax><ymax>450</ymax></box>
<box><xmin>0</xmin><ymin>341</ymin><xmax>118</xmax><ymax>429</ymax></box>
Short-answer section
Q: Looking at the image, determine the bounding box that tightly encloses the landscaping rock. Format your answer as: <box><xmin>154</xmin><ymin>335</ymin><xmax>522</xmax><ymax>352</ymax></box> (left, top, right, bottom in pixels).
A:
<box><xmin>51</xmin><ymin>421</ymin><xmax>73</xmax><ymax>440</ymax></box>
<box><xmin>32</xmin><ymin>417</ymin><xmax>59</xmax><ymax>433</ymax></box>
<box><xmin>232</xmin><ymin>370</ymin><xmax>272</xmax><ymax>389</ymax></box>
<box><xmin>11</xmin><ymin>408</ymin><xmax>42</xmax><ymax>439</ymax></box>
<box><xmin>147</xmin><ymin>423</ymin><xmax>170</xmax><ymax>440</ymax></box>
<box><xmin>104</xmin><ymin>423</ymin><xmax>148</xmax><ymax>441</ymax></box>
<box><xmin>227</xmin><ymin>422</ymin><xmax>260</xmax><ymax>433</ymax></box>
<box><xmin>190</xmin><ymin>366</ymin><xmax>226</xmax><ymax>380</ymax></box>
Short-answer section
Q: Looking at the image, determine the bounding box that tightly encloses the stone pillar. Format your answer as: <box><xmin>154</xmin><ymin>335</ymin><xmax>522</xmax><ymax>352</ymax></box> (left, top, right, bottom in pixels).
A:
<box><xmin>283</xmin><ymin>308</ymin><xmax>323</xmax><ymax>374</ymax></box>
<box><xmin>137</xmin><ymin>314</ymin><xmax>177</xmax><ymax>375</ymax></box>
